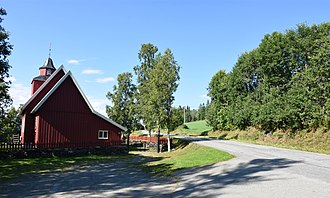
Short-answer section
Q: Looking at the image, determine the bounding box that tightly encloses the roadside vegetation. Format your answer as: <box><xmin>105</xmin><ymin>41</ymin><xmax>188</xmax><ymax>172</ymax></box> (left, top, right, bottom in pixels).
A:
<box><xmin>136</xmin><ymin>139</ymin><xmax>234</xmax><ymax>176</ymax></box>
<box><xmin>206</xmin><ymin>23</ymin><xmax>330</xmax><ymax>134</ymax></box>
<box><xmin>199</xmin><ymin>23</ymin><xmax>330</xmax><ymax>154</ymax></box>
<box><xmin>174</xmin><ymin>120</ymin><xmax>330</xmax><ymax>155</ymax></box>
<box><xmin>208</xmin><ymin>128</ymin><xmax>330</xmax><ymax>155</ymax></box>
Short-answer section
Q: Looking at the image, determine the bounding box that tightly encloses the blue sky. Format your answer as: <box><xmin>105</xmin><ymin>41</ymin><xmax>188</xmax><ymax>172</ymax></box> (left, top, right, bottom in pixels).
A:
<box><xmin>2</xmin><ymin>0</ymin><xmax>330</xmax><ymax>115</ymax></box>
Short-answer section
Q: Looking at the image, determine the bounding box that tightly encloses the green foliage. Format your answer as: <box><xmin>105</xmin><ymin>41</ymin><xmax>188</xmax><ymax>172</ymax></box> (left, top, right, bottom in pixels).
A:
<box><xmin>134</xmin><ymin>44</ymin><xmax>159</xmax><ymax>131</ymax></box>
<box><xmin>134</xmin><ymin>44</ymin><xmax>180</xmax><ymax>133</ymax></box>
<box><xmin>206</xmin><ymin>23</ymin><xmax>330</xmax><ymax>132</ymax></box>
<box><xmin>0</xmin><ymin>8</ymin><xmax>13</xmax><ymax>139</ymax></box>
<box><xmin>106</xmin><ymin>72</ymin><xmax>137</xmax><ymax>133</ymax></box>
<box><xmin>0</xmin><ymin>107</ymin><xmax>21</xmax><ymax>142</ymax></box>
<box><xmin>169</xmin><ymin>106</ymin><xmax>184</xmax><ymax>131</ymax></box>
<box><xmin>209</xmin><ymin>128</ymin><xmax>330</xmax><ymax>154</ymax></box>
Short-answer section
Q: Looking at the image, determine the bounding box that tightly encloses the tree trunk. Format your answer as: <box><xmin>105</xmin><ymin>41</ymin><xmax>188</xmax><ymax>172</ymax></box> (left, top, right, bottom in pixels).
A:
<box><xmin>167</xmin><ymin>129</ymin><xmax>171</xmax><ymax>152</ymax></box>
<box><xmin>126</xmin><ymin>133</ymin><xmax>130</xmax><ymax>153</ymax></box>
<box><xmin>157</xmin><ymin>127</ymin><xmax>160</xmax><ymax>153</ymax></box>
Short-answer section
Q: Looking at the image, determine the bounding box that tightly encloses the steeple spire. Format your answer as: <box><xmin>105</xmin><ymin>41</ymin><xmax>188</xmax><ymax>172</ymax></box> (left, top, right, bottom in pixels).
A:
<box><xmin>31</xmin><ymin>57</ymin><xmax>57</xmax><ymax>95</ymax></box>
<box><xmin>48</xmin><ymin>43</ymin><xmax>51</xmax><ymax>58</ymax></box>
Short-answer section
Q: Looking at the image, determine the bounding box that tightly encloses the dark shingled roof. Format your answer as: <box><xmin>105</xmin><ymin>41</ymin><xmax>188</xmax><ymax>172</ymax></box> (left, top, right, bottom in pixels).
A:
<box><xmin>39</xmin><ymin>58</ymin><xmax>56</xmax><ymax>70</ymax></box>
<box><xmin>32</xmin><ymin>75</ymin><xmax>48</xmax><ymax>81</ymax></box>
<box><xmin>31</xmin><ymin>58</ymin><xmax>57</xmax><ymax>83</ymax></box>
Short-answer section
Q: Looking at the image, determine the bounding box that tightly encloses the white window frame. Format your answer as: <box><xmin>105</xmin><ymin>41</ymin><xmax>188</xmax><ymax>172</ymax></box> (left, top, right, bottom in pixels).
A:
<box><xmin>98</xmin><ymin>130</ymin><xmax>109</xmax><ymax>140</ymax></box>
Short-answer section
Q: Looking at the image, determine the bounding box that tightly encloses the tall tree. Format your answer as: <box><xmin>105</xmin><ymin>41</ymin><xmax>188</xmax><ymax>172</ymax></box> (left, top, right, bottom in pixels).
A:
<box><xmin>106</xmin><ymin>72</ymin><xmax>137</xmax><ymax>150</ymax></box>
<box><xmin>169</xmin><ymin>106</ymin><xmax>184</xmax><ymax>131</ymax></box>
<box><xmin>150</xmin><ymin>49</ymin><xmax>180</xmax><ymax>152</ymax></box>
<box><xmin>134</xmin><ymin>44</ymin><xmax>180</xmax><ymax>152</ymax></box>
<box><xmin>134</xmin><ymin>44</ymin><xmax>158</xmax><ymax>135</ymax></box>
<box><xmin>0</xmin><ymin>8</ymin><xmax>13</xmax><ymax>140</ymax></box>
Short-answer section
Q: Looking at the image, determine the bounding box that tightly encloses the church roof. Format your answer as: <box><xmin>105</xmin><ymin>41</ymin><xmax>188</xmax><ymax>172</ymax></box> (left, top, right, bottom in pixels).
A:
<box><xmin>29</xmin><ymin>67</ymin><xmax>127</xmax><ymax>131</ymax></box>
<box><xmin>21</xmin><ymin>65</ymin><xmax>67</xmax><ymax>114</ymax></box>
<box><xmin>39</xmin><ymin>57</ymin><xmax>56</xmax><ymax>70</ymax></box>
<box><xmin>32</xmin><ymin>75</ymin><xmax>48</xmax><ymax>81</ymax></box>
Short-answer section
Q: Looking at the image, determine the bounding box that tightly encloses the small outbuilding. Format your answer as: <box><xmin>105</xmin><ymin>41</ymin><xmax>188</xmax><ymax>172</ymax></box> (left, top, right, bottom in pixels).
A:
<box><xmin>20</xmin><ymin>58</ymin><xmax>126</xmax><ymax>148</ymax></box>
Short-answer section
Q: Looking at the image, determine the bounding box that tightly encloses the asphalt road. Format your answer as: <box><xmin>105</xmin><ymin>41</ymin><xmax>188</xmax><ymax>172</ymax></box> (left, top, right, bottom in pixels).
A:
<box><xmin>173</xmin><ymin>138</ymin><xmax>330</xmax><ymax>197</ymax></box>
<box><xmin>1</xmin><ymin>139</ymin><xmax>330</xmax><ymax>197</ymax></box>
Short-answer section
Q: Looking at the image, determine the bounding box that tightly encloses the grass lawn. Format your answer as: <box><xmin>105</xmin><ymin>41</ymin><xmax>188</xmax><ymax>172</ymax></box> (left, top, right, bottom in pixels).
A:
<box><xmin>0</xmin><ymin>155</ymin><xmax>127</xmax><ymax>181</ymax></box>
<box><xmin>176</xmin><ymin>120</ymin><xmax>212</xmax><ymax>136</ymax></box>
<box><xmin>136</xmin><ymin>139</ymin><xmax>234</xmax><ymax>176</ymax></box>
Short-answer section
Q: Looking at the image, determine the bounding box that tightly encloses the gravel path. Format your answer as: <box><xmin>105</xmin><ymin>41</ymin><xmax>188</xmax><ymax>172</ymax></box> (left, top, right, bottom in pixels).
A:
<box><xmin>1</xmin><ymin>139</ymin><xmax>330</xmax><ymax>197</ymax></box>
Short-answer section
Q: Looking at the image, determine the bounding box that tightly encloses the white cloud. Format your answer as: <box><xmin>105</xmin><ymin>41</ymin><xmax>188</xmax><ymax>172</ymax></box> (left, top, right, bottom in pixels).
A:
<box><xmin>95</xmin><ymin>77</ymin><xmax>115</xmax><ymax>83</ymax></box>
<box><xmin>87</xmin><ymin>96</ymin><xmax>110</xmax><ymax>116</ymax></box>
<box><xmin>81</xmin><ymin>69</ymin><xmax>103</xmax><ymax>75</ymax></box>
<box><xmin>9</xmin><ymin>83</ymin><xmax>31</xmax><ymax>108</ymax></box>
<box><xmin>67</xmin><ymin>59</ymin><xmax>80</xmax><ymax>65</ymax></box>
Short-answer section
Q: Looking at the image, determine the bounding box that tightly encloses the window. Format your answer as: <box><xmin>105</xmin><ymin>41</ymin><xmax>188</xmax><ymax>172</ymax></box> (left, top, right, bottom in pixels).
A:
<box><xmin>98</xmin><ymin>130</ymin><xmax>108</xmax><ymax>140</ymax></box>
<box><xmin>46</xmin><ymin>69</ymin><xmax>52</xmax><ymax>76</ymax></box>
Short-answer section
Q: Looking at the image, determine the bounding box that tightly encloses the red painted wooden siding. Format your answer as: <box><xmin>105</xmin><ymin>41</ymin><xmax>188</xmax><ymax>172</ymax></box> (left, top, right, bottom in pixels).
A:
<box><xmin>35</xmin><ymin>76</ymin><xmax>122</xmax><ymax>145</ymax></box>
<box><xmin>31</xmin><ymin>80</ymin><xmax>44</xmax><ymax>95</ymax></box>
<box><xmin>21</xmin><ymin>69</ymin><xmax>65</xmax><ymax>144</ymax></box>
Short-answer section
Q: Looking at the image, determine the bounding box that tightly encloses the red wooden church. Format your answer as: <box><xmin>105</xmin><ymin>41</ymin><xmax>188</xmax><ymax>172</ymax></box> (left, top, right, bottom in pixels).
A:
<box><xmin>20</xmin><ymin>58</ymin><xmax>126</xmax><ymax>148</ymax></box>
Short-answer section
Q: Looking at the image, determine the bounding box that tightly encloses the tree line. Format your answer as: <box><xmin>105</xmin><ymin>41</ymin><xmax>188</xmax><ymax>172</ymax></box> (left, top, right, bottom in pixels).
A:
<box><xmin>206</xmin><ymin>23</ymin><xmax>330</xmax><ymax>133</ymax></box>
<box><xmin>0</xmin><ymin>8</ymin><xmax>21</xmax><ymax>142</ymax></box>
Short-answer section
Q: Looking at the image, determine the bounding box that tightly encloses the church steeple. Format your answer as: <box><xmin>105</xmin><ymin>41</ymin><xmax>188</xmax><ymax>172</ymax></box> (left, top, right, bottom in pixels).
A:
<box><xmin>38</xmin><ymin>57</ymin><xmax>56</xmax><ymax>76</ymax></box>
<box><xmin>31</xmin><ymin>57</ymin><xmax>56</xmax><ymax>95</ymax></box>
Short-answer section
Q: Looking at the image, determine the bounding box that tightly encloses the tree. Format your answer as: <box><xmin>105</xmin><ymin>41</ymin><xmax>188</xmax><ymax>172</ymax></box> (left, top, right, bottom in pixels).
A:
<box><xmin>0</xmin><ymin>106</ymin><xmax>21</xmax><ymax>142</ymax></box>
<box><xmin>150</xmin><ymin>49</ymin><xmax>180</xmax><ymax>152</ymax></box>
<box><xmin>106</xmin><ymin>72</ymin><xmax>137</xmax><ymax>150</ymax></box>
<box><xmin>207</xmin><ymin>22</ymin><xmax>330</xmax><ymax>132</ymax></box>
<box><xmin>0</xmin><ymin>8</ymin><xmax>13</xmax><ymax>140</ymax></box>
<box><xmin>197</xmin><ymin>103</ymin><xmax>206</xmax><ymax>120</ymax></box>
<box><xmin>134</xmin><ymin>44</ymin><xmax>180</xmax><ymax>152</ymax></box>
<box><xmin>169</xmin><ymin>106</ymin><xmax>184</xmax><ymax>131</ymax></box>
<box><xmin>134</xmin><ymin>44</ymin><xmax>158</xmax><ymax>136</ymax></box>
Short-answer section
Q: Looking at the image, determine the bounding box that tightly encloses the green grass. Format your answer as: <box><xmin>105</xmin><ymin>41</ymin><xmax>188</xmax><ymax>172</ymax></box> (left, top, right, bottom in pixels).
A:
<box><xmin>137</xmin><ymin>139</ymin><xmax>234</xmax><ymax>176</ymax></box>
<box><xmin>176</xmin><ymin>120</ymin><xmax>212</xmax><ymax>136</ymax></box>
<box><xmin>208</xmin><ymin>128</ymin><xmax>330</xmax><ymax>155</ymax></box>
<box><xmin>0</xmin><ymin>155</ymin><xmax>127</xmax><ymax>181</ymax></box>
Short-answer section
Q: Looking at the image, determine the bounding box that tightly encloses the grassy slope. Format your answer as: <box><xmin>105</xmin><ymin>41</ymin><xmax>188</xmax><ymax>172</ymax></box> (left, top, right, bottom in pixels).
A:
<box><xmin>177</xmin><ymin>120</ymin><xmax>330</xmax><ymax>155</ymax></box>
<box><xmin>175</xmin><ymin>120</ymin><xmax>212</xmax><ymax>136</ymax></box>
<box><xmin>208</xmin><ymin>128</ymin><xmax>330</xmax><ymax>155</ymax></box>
<box><xmin>137</xmin><ymin>139</ymin><xmax>234</xmax><ymax>176</ymax></box>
